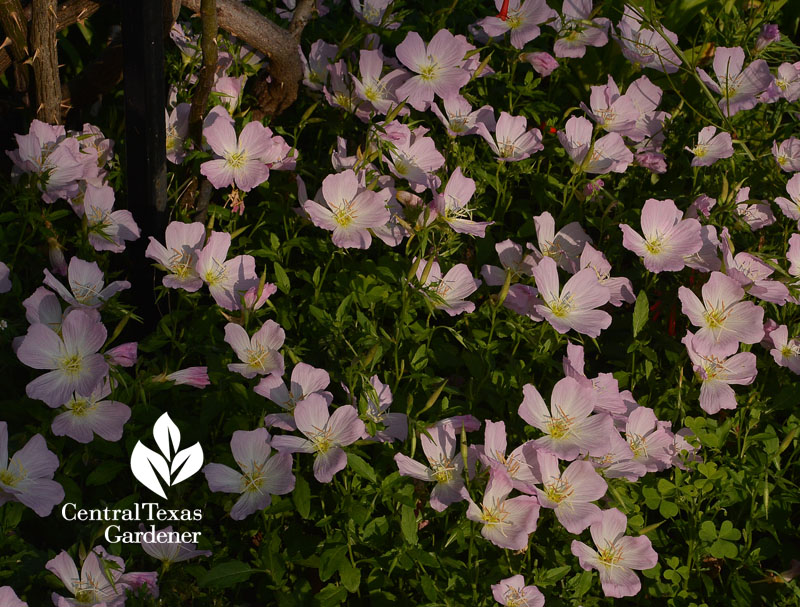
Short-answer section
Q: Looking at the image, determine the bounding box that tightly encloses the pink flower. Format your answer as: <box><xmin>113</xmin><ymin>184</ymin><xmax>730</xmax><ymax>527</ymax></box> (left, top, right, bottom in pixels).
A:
<box><xmin>524</xmin><ymin>51</ymin><xmax>558</xmax><ymax>76</ymax></box>
<box><xmin>571</xmin><ymin>508</ymin><xmax>658</xmax><ymax>598</ymax></box>
<box><xmin>535</xmin><ymin>450</ymin><xmax>607</xmax><ymax>533</ymax></box>
<box><xmin>84</xmin><ymin>184</ymin><xmax>141</xmax><ymax>253</ymax></box>
<box><xmin>480</xmin><ymin>419</ymin><xmax>539</xmax><ymax>493</ymax></box>
<box><xmin>773</xmin><ymin>137</ymin><xmax>800</xmax><ymax>172</ymax></box>
<box><xmin>140</xmin><ymin>524</ymin><xmax>211</xmax><ymax>564</ymax></box>
<box><xmin>212</xmin><ymin>75</ymin><xmax>246</xmax><ymax>113</ymax></box>
<box><xmin>619</xmin><ymin>198</ymin><xmax>703</xmax><ymax>273</ymax></box>
<box><xmin>789</xmin><ymin>233</ymin><xmax>800</xmax><ymax>278</ymax></box>
<box><xmin>590</xmin><ymin>430</ymin><xmax>646</xmax><ymax>481</ymax></box>
<box><xmin>519</xmin><ymin>377</ymin><xmax>612</xmax><ymax>460</ymax></box>
<box><xmin>0</xmin><ymin>587</ymin><xmax>26</xmax><ymax>607</ymax></box>
<box><xmin>558</xmin><ymin>116</ymin><xmax>632</xmax><ymax>174</ymax></box>
<box><xmin>43</xmin><ymin>257</ymin><xmax>130</xmax><ymax>309</ymax></box>
<box><xmin>477</xmin><ymin>0</ymin><xmax>556</xmax><ymax>49</ymax></box>
<box><xmin>166</xmin><ymin>103</ymin><xmax>191</xmax><ymax>164</ymax></box>
<box><xmin>582</xmin><ymin>75</ymin><xmax>638</xmax><ymax>133</ymax></box>
<box><xmin>351</xmin><ymin>0</ymin><xmax>398</xmax><ymax>28</ymax></box>
<box><xmin>769</xmin><ymin>324</ymin><xmax>800</xmax><ymax>374</ymax></box>
<box><xmin>466</xmin><ymin>467</ymin><xmax>539</xmax><ymax>550</ymax></box>
<box><xmin>719</xmin><ymin>229</ymin><xmax>789</xmax><ymax>305</ymax></box>
<box><xmin>553</xmin><ymin>0</ymin><xmax>610</xmax><ymax>58</ymax></box>
<box><xmin>431</xmin><ymin>96</ymin><xmax>494</xmax><ymax>137</ymax></box>
<box><xmin>256</xmin><ymin>362</ymin><xmax>333</xmax><ymax>431</ymax></box>
<box><xmin>360</xmin><ymin>375</ymin><xmax>407</xmax><ymax>443</ymax></box>
<box><xmin>106</xmin><ymin>342</ymin><xmax>138</xmax><ymax>368</ymax></box>
<box><xmin>52</xmin><ymin>378</ymin><xmax>131</xmax><ymax>443</ymax></box>
<box><xmin>682</xmin><ymin>331</ymin><xmax>757</xmax><ymax>414</ymax></box>
<box><xmin>625</xmin><ymin>407</ymin><xmax>674</xmax><ymax>472</ymax></box>
<box><xmin>622</xmin><ymin>76</ymin><xmax>670</xmax><ymax>142</ymax></box>
<box><xmin>224</xmin><ymin>321</ymin><xmax>285</xmax><ymax>379</ymax></box>
<box><xmin>145</xmin><ymin>221</ymin><xmax>206</xmax><ymax>292</ymax></box>
<box><xmin>755</xmin><ymin>23</ymin><xmax>780</xmax><ymax>51</ymax></box>
<box><xmin>199</xmin><ymin>108</ymin><xmax>273</xmax><ymax>191</ymax></box>
<box><xmin>688</xmin><ymin>126</ymin><xmax>734</xmax><ymax>167</ymax></box>
<box><xmin>532</xmin><ymin>257</ymin><xmax>612</xmax><ymax>337</ymax></box>
<box><xmin>776</xmin><ymin>173</ymin><xmax>800</xmax><ymax>228</ymax></box>
<box><xmin>579</xmin><ymin>243</ymin><xmax>635</xmax><ymax>307</ymax></box>
<box><xmin>615</xmin><ymin>5</ymin><xmax>681</xmax><ymax>73</ymax></box>
<box><xmin>0</xmin><ymin>262</ymin><xmax>10</xmax><ymax>293</ymax></box>
<box><xmin>678</xmin><ymin>271</ymin><xmax>765</xmax><ymax>357</ymax></box>
<box><xmin>697</xmin><ymin>46</ymin><xmax>772</xmax><ymax>116</ymax></box>
<box><xmin>203</xmin><ymin>428</ymin><xmax>295</xmax><ymax>520</ymax></box>
<box><xmin>476</xmin><ymin>111</ymin><xmax>543</xmax><ymax>162</ymax></box>
<box><xmin>562</xmin><ymin>343</ymin><xmax>628</xmax><ymax>415</ymax></box>
<box><xmin>529</xmin><ymin>211</ymin><xmax>590</xmax><ymax>273</ymax></box>
<box><xmin>302</xmin><ymin>39</ymin><xmax>338</xmax><ymax>91</ymax></box>
<box><xmin>395</xmin><ymin>30</ymin><xmax>471</xmax><ymax>111</ymax></box>
<box><xmin>22</xmin><ymin>287</ymin><xmax>63</xmax><ymax>332</ymax></box>
<box><xmin>0</xmin><ymin>422</ymin><xmax>64</xmax><ymax>516</ymax></box>
<box><xmin>17</xmin><ymin>309</ymin><xmax>108</xmax><ymax>407</ymax></box>
<box><xmin>271</xmin><ymin>395</ymin><xmax>365</xmax><ymax>483</ymax></box>
<box><xmin>433</xmin><ymin>168</ymin><xmax>493</xmax><ymax>236</ymax></box>
<box><xmin>491</xmin><ymin>575</ymin><xmax>544</xmax><ymax>607</ymax></box>
<box><xmin>393</xmin><ymin>417</ymin><xmax>480</xmax><ymax>511</ymax></box>
<box><xmin>351</xmin><ymin>50</ymin><xmax>408</xmax><ymax>115</ymax></box>
<box><xmin>383</xmin><ymin>123</ymin><xmax>445</xmax><ymax>190</ymax></box>
<box><xmin>416</xmin><ymin>260</ymin><xmax>481</xmax><ymax>316</ymax></box>
<box><xmin>481</xmin><ymin>239</ymin><xmax>537</xmax><ymax>286</ymax></box>
<box><xmin>303</xmin><ymin>170</ymin><xmax>391</xmax><ymax>249</ymax></box>
<box><xmin>166</xmin><ymin>366</ymin><xmax>210</xmax><ymax>388</ymax></box>
<box><xmin>763</xmin><ymin>62</ymin><xmax>800</xmax><ymax>103</ymax></box>
<box><xmin>196</xmin><ymin>231</ymin><xmax>258</xmax><ymax>310</ymax></box>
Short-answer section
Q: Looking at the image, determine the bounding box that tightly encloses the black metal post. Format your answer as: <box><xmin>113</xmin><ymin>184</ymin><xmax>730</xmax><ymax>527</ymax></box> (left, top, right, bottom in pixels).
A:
<box><xmin>122</xmin><ymin>0</ymin><xmax>168</xmax><ymax>335</ymax></box>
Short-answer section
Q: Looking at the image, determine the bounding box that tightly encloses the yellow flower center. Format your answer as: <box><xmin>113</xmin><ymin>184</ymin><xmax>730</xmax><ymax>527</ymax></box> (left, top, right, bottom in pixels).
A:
<box><xmin>225</xmin><ymin>149</ymin><xmax>247</xmax><ymax>170</ymax></box>
<box><xmin>59</xmin><ymin>353</ymin><xmax>84</xmax><ymax>377</ymax></box>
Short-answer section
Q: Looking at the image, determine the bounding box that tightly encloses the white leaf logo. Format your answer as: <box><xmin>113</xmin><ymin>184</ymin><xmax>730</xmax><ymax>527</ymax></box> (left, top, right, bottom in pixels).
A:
<box><xmin>131</xmin><ymin>413</ymin><xmax>204</xmax><ymax>499</ymax></box>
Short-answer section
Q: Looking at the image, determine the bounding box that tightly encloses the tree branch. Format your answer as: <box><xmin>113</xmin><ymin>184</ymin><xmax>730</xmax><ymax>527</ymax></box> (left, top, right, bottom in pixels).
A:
<box><xmin>0</xmin><ymin>0</ymin><xmax>30</xmax><ymax>94</ymax></box>
<box><xmin>188</xmin><ymin>0</ymin><xmax>217</xmax><ymax>145</ymax></box>
<box><xmin>31</xmin><ymin>0</ymin><xmax>61</xmax><ymax>123</ymax></box>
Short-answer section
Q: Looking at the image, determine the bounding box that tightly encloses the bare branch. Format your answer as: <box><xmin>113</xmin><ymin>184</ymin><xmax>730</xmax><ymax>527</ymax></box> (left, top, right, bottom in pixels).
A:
<box><xmin>289</xmin><ymin>0</ymin><xmax>314</xmax><ymax>41</ymax></box>
<box><xmin>31</xmin><ymin>0</ymin><xmax>61</xmax><ymax>123</ymax></box>
<box><xmin>0</xmin><ymin>0</ymin><xmax>30</xmax><ymax>93</ymax></box>
<box><xmin>188</xmin><ymin>0</ymin><xmax>217</xmax><ymax>145</ymax></box>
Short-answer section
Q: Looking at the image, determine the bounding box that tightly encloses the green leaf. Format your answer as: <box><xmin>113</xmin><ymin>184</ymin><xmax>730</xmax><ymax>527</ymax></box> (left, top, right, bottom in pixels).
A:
<box><xmin>86</xmin><ymin>462</ymin><xmax>126</xmax><ymax>487</ymax></box>
<box><xmin>632</xmin><ymin>290</ymin><xmax>649</xmax><ymax>338</ymax></box>
<box><xmin>198</xmin><ymin>561</ymin><xmax>257</xmax><ymax>588</ymax></box>
<box><xmin>699</xmin><ymin>520</ymin><xmax>717</xmax><ymax>542</ymax></box>
<box><xmin>719</xmin><ymin>520</ymin><xmax>741</xmax><ymax>541</ymax></box>
<box><xmin>293</xmin><ymin>475</ymin><xmax>311</xmax><ymax>519</ymax></box>
<box><xmin>346</xmin><ymin>452</ymin><xmax>376</xmax><ymax>483</ymax></box>
<box><xmin>709</xmin><ymin>539</ymin><xmax>738</xmax><ymax>559</ymax></box>
<box><xmin>273</xmin><ymin>262</ymin><xmax>291</xmax><ymax>294</ymax></box>
<box><xmin>339</xmin><ymin>560</ymin><xmax>361</xmax><ymax>593</ymax></box>
<box><xmin>319</xmin><ymin>545</ymin><xmax>348</xmax><ymax>582</ymax></box>
<box><xmin>316</xmin><ymin>583</ymin><xmax>348</xmax><ymax>606</ymax></box>
<box><xmin>401</xmin><ymin>505</ymin><xmax>418</xmax><ymax>545</ymax></box>
<box><xmin>539</xmin><ymin>565</ymin><xmax>571</xmax><ymax>586</ymax></box>
<box><xmin>659</xmin><ymin>500</ymin><xmax>679</xmax><ymax>518</ymax></box>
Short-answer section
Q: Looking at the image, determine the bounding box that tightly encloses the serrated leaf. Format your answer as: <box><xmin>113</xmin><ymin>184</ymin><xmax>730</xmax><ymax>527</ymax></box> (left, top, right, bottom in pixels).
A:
<box><xmin>632</xmin><ymin>291</ymin><xmax>649</xmax><ymax>338</ymax></box>
<box><xmin>401</xmin><ymin>505</ymin><xmax>418</xmax><ymax>545</ymax></box>
<box><xmin>346</xmin><ymin>452</ymin><xmax>376</xmax><ymax>483</ymax></box>
<box><xmin>198</xmin><ymin>561</ymin><xmax>256</xmax><ymax>588</ymax></box>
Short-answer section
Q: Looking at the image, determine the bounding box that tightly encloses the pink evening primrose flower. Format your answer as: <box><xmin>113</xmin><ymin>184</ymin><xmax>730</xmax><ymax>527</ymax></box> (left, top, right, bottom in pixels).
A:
<box><xmin>552</xmin><ymin>0</ymin><xmax>611</xmax><ymax>59</ymax></box>
<box><xmin>615</xmin><ymin>5</ymin><xmax>681</xmax><ymax>73</ymax></box>
<box><xmin>519</xmin><ymin>377</ymin><xmax>612</xmax><ymax>460</ymax></box>
<box><xmin>0</xmin><ymin>422</ymin><xmax>64</xmax><ymax>516</ymax></box>
<box><xmin>719</xmin><ymin>229</ymin><xmax>790</xmax><ymax>305</ymax></box>
<box><xmin>763</xmin><ymin>62</ymin><xmax>800</xmax><ymax>104</ymax></box>
<box><xmin>383</xmin><ymin>123</ymin><xmax>445</xmax><ymax>191</ymax></box>
<box><xmin>16</xmin><ymin>309</ymin><xmax>108</xmax><ymax>407</ymax></box>
<box><xmin>166</xmin><ymin>103</ymin><xmax>191</xmax><ymax>164</ymax></box>
<box><xmin>697</xmin><ymin>46</ymin><xmax>772</xmax><ymax>117</ymax></box>
<box><xmin>773</xmin><ymin>137</ymin><xmax>800</xmax><ymax>173</ymax></box>
<box><xmin>625</xmin><ymin>407</ymin><xmax>675</xmax><ymax>472</ymax></box>
<box><xmin>393</xmin><ymin>417</ymin><xmax>480</xmax><ymax>511</ymax></box>
<box><xmin>466</xmin><ymin>467</ymin><xmax>539</xmax><ymax>550</ymax></box>
<box><xmin>476</xmin><ymin>0</ymin><xmax>557</xmax><ymax>49</ymax></box>
<box><xmin>43</xmin><ymin>257</ymin><xmax>130</xmax><ymax>309</ymax></box>
<box><xmin>203</xmin><ymin>428</ymin><xmax>295</xmax><ymax>520</ymax></box>
<box><xmin>581</xmin><ymin>75</ymin><xmax>638</xmax><ymax>134</ymax></box>
<box><xmin>682</xmin><ymin>331</ymin><xmax>757</xmax><ymax>414</ymax></box>
<box><xmin>200</xmin><ymin>107</ymin><xmax>273</xmax><ymax>191</ymax></box>
<box><xmin>558</xmin><ymin>116</ymin><xmax>633</xmax><ymax>174</ymax></box>
<box><xmin>561</xmin><ymin>343</ymin><xmax>628</xmax><ymax>415</ymax></box>
<box><xmin>789</xmin><ymin>233</ymin><xmax>800</xmax><ymax>279</ymax></box>
<box><xmin>105</xmin><ymin>342</ymin><xmax>137</xmax><ymax>368</ymax></box>
<box><xmin>481</xmin><ymin>239</ymin><xmax>538</xmax><ymax>286</ymax></box>
<box><xmin>688</xmin><ymin>126</ymin><xmax>734</xmax><ymax>167</ymax></box>
<box><xmin>0</xmin><ymin>261</ymin><xmax>10</xmax><ymax>293</ymax></box>
<box><xmin>528</xmin><ymin>211</ymin><xmax>591</xmax><ymax>273</ymax></box>
<box><xmin>536</xmin><ymin>450</ymin><xmax>607</xmax><ymax>533</ymax></box>
<box><xmin>22</xmin><ymin>287</ymin><xmax>63</xmax><ymax>332</ymax></box>
<box><xmin>776</xmin><ymin>173</ymin><xmax>800</xmax><ymax>229</ymax></box>
<box><xmin>395</xmin><ymin>30</ymin><xmax>471</xmax><ymax>111</ymax></box>
<box><xmin>271</xmin><ymin>395</ymin><xmax>365</xmax><ymax>483</ymax></box>
<box><xmin>678</xmin><ymin>271</ymin><xmax>765</xmax><ymax>357</ymax></box>
<box><xmin>524</xmin><ymin>51</ymin><xmax>559</xmax><ymax>76</ymax></box>
<box><xmin>416</xmin><ymin>260</ymin><xmax>481</xmax><ymax>316</ymax></box>
<box><xmin>223</xmin><ymin>321</ymin><xmax>285</xmax><ymax>379</ymax></box>
<box><xmin>196</xmin><ymin>231</ymin><xmax>258</xmax><ymax>310</ymax></box>
<box><xmin>480</xmin><ymin>419</ymin><xmax>540</xmax><ymax>493</ymax></box>
<box><xmin>351</xmin><ymin>0</ymin><xmax>399</xmax><ymax>29</ymax></box>
<box><xmin>619</xmin><ymin>198</ymin><xmax>703</xmax><ymax>273</ymax></box>
<box><xmin>52</xmin><ymin>378</ymin><xmax>131</xmax><ymax>443</ymax></box>
<box><xmin>491</xmin><ymin>575</ymin><xmax>545</xmax><ymax>607</ymax></box>
<box><xmin>0</xmin><ymin>587</ymin><xmax>26</xmax><ymax>607</ymax></box>
<box><xmin>532</xmin><ymin>256</ymin><xmax>612</xmax><ymax>337</ymax></box>
<box><xmin>579</xmin><ymin>243</ymin><xmax>636</xmax><ymax>307</ymax></box>
<box><xmin>303</xmin><ymin>170</ymin><xmax>391</xmax><ymax>249</ymax></box>
<box><xmin>256</xmin><ymin>363</ymin><xmax>333</xmax><ymax>431</ymax></box>
<box><xmin>302</xmin><ymin>40</ymin><xmax>338</xmax><ymax>91</ymax></box>
<box><xmin>145</xmin><ymin>221</ymin><xmax>206</xmax><ymax>292</ymax></box>
<box><xmin>351</xmin><ymin>50</ymin><xmax>409</xmax><ymax>116</ymax></box>
<box><xmin>769</xmin><ymin>324</ymin><xmax>800</xmax><ymax>374</ymax></box>
<box><xmin>475</xmin><ymin>111</ymin><xmax>543</xmax><ymax>162</ymax></box>
<box><xmin>433</xmin><ymin>168</ymin><xmax>493</xmax><ymax>237</ymax></box>
<box><xmin>431</xmin><ymin>96</ymin><xmax>494</xmax><ymax>137</ymax></box>
<box><xmin>84</xmin><ymin>183</ymin><xmax>141</xmax><ymax>253</ymax></box>
<box><xmin>571</xmin><ymin>508</ymin><xmax>658</xmax><ymax>598</ymax></box>
<box><xmin>360</xmin><ymin>375</ymin><xmax>408</xmax><ymax>443</ymax></box>
<box><xmin>756</xmin><ymin>23</ymin><xmax>780</xmax><ymax>51</ymax></box>
<box><xmin>140</xmin><ymin>524</ymin><xmax>212</xmax><ymax>564</ymax></box>
<box><xmin>166</xmin><ymin>366</ymin><xmax>210</xmax><ymax>388</ymax></box>
<box><xmin>590</xmin><ymin>430</ymin><xmax>647</xmax><ymax>482</ymax></box>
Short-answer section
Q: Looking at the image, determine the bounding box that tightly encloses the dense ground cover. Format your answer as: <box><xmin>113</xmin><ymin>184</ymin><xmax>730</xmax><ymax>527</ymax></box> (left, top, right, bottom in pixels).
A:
<box><xmin>1</xmin><ymin>0</ymin><xmax>800</xmax><ymax>605</ymax></box>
